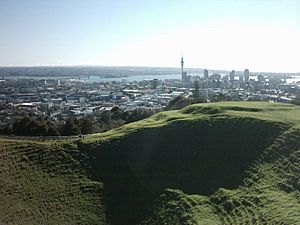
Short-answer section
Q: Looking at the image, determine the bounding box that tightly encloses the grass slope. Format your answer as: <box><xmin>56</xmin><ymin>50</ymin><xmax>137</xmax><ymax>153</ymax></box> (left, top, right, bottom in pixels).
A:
<box><xmin>0</xmin><ymin>102</ymin><xmax>300</xmax><ymax>225</ymax></box>
<box><xmin>0</xmin><ymin>141</ymin><xmax>106</xmax><ymax>225</ymax></box>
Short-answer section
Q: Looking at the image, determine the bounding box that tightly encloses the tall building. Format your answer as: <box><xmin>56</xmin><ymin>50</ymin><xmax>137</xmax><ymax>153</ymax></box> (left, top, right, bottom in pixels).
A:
<box><xmin>244</xmin><ymin>69</ymin><xmax>250</xmax><ymax>82</ymax></box>
<box><xmin>150</xmin><ymin>79</ymin><xmax>159</xmax><ymax>89</ymax></box>
<box><xmin>230</xmin><ymin>70</ymin><xmax>235</xmax><ymax>82</ymax></box>
<box><xmin>203</xmin><ymin>69</ymin><xmax>209</xmax><ymax>80</ymax></box>
<box><xmin>257</xmin><ymin>74</ymin><xmax>265</xmax><ymax>83</ymax></box>
<box><xmin>239</xmin><ymin>75</ymin><xmax>244</xmax><ymax>83</ymax></box>
<box><xmin>181</xmin><ymin>56</ymin><xmax>185</xmax><ymax>81</ymax></box>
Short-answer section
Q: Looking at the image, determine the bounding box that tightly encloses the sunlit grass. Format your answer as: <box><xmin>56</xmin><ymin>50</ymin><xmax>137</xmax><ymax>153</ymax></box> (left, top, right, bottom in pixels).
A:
<box><xmin>84</xmin><ymin>102</ymin><xmax>300</xmax><ymax>143</ymax></box>
<box><xmin>1</xmin><ymin>101</ymin><xmax>300</xmax><ymax>224</ymax></box>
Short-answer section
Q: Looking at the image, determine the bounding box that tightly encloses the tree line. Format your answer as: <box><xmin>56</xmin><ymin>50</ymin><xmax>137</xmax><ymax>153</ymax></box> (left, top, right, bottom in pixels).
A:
<box><xmin>0</xmin><ymin>107</ymin><xmax>155</xmax><ymax>136</ymax></box>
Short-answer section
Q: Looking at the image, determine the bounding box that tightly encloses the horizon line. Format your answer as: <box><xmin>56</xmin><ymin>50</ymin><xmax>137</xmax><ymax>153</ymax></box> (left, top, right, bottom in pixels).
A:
<box><xmin>0</xmin><ymin>64</ymin><xmax>299</xmax><ymax>74</ymax></box>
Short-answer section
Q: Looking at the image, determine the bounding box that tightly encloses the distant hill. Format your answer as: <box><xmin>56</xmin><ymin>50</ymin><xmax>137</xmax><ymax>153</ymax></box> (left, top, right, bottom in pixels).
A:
<box><xmin>0</xmin><ymin>66</ymin><xmax>180</xmax><ymax>78</ymax></box>
<box><xmin>0</xmin><ymin>66</ymin><xmax>298</xmax><ymax>78</ymax></box>
<box><xmin>1</xmin><ymin>102</ymin><xmax>300</xmax><ymax>224</ymax></box>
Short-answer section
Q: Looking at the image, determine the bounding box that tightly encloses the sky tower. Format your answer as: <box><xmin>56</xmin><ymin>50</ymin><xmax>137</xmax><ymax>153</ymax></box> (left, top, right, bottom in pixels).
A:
<box><xmin>181</xmin><ymin>55</ymin><xmax>187</xmax><ymax>81</ymax></box>
<box><xmin>181</xmin><ymin>56</ymin><xmax>184</xmax><ymax>76</ymax></box>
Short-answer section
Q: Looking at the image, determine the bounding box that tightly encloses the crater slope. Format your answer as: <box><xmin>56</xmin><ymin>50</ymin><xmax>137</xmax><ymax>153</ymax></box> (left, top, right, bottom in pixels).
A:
<box><xmin>1</xmin><ymin>102</ymin><xmax>300</xmax><ymax>225</ymax></box>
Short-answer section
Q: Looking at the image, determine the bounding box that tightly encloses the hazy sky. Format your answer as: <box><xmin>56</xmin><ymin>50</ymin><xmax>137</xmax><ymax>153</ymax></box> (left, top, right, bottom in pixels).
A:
<box><xmin>0</xmin><ymin>0</ymin><xmax>299</xmax><ymax>72</ymax></box>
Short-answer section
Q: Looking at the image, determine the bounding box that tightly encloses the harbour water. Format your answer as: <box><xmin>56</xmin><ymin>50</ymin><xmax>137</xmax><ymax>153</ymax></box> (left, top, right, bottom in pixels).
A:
<box><xmin>4</xmin><ymin>74</ymin><xmax>300</xmax><ymax>84</ymax></box>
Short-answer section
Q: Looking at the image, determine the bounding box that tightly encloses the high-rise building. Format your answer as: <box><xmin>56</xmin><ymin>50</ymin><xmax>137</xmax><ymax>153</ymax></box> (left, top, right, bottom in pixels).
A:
<box><xmin>230</xmin><ymin>70</ymin><xmax>235</xmax><ymax>82</ymax></box>
<box><xmin>244</xmin><ymin>69</ymin><xmax>250</xmax><ymax>82</ymax></box>
<box><xmin>150</xmin><ymin>79</ymin><xmax>159</xmax><ymax>89</ymax></box>
<box><xmin>182</xmin><ymin>72</ymin><xmax>187</xmax><ymax>82</ymax></box>
<box><xmin>181</xmin><ymin>56</ymin><xmax>184</xmax><ymax>81</ymax></box>
<box><xmin>257</xmin><ymin>74</ymin><xmax>265</xmax><ymax>83</ymax></box>
<box><xmin>239</xmin><ymin>75</ymin><xmax>244</xmax><ymax>83</ymax></box>
<box><xmin>203</xmin><ymin>69</ymin><xmax>209</xmax><ymax>80</ymax></box>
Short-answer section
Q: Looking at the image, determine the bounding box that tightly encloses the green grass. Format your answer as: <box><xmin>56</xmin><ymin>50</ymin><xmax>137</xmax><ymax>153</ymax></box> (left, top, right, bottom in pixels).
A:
<box><xmin>0</xmin><ymin>141</ymin><xmax>106</xmax><ymax>225</ymax></box>
<box><xmin>1</xmin><ymin>102</ymin><xmax>300</xmax><ymax>225</ymax></box>
<box><xmin>84</xmin><ymin>101</ymin><xmax>300</xmax><ymax>143</ymax></box>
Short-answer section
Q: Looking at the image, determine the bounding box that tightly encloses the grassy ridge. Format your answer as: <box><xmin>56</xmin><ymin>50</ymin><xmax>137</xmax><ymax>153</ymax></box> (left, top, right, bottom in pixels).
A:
<box><xmin>85</xmin><ymin>101</ymin><xmax>300</xmax><ymax>143</ymax></box>
<box><xmin>0</xmin><ymin>102</ymin><xmax>300</xmax><ymax>224</ymax></box>
<box><xmin>0</xmin><ymin>140</ymin><xmax>106</xmax><ymax>225</ymax></box>
<box><xmin>144</xmin><ymin>128</ymin><xmax>300</xmax><ymax>224</ymax></box>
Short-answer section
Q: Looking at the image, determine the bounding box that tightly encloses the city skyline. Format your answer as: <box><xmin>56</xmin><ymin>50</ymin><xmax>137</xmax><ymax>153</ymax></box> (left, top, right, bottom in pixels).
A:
<box><xmin>0</xmin><ymin>0</ymin><xmax>300</xmax><ymax>73</ymax></box>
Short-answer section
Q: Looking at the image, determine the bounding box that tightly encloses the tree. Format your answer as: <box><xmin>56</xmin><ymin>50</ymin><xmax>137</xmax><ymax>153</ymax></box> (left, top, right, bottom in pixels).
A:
<box><xmin>0</xmin><ymin>125</ymin><xmax>12</xmax><ymax>135</ymax></box>
<box><xmin>80</xmin><ymin>116</ymin><xmax>96</xmax><ymax>134</ymax></box>
<box><xmin>123</xmin><ymin>108</ymin><xmax>155</xmax><ymax>123</ymax></box>
<box><xmin>292</xmin><ymin>92</ymin><xmax>300</xmax><ymax>105</ymax></box>
<box><xmin>110</xmin><ymin>106</ymin><xmax>123</xmax><ymax>120</ymax></box>
<box><xmin>12</xmin><ymin>117</ymin><xmax>32</xmax><ymax>135</ymax></box>
<box><xmin>11</xmin><ymin>117</ymin><xmax>60</xmax><ymax>136</ymax></box>
<box><xmin>62</xmin><ymin>117</ymin><xmax>80</xmax><ymax>135</ymax></box>
<box><xmin>45</xmin><ymin>121</ymin><xmax>60</xmax><ymax>136</ymax></box>
<box><xmin>166</xmin><ymin>96</ymin><xmax>206</xmax><ymax>110</ymax></box>
<box><xmin>27</xmin><ymin>119</ymin><xmax>47</xmax><ymax>136</ymax></box>
<box><xmin>211</xmin><ymin>93</ymin><xmax>232</xmax><ymax>102</ymax></box>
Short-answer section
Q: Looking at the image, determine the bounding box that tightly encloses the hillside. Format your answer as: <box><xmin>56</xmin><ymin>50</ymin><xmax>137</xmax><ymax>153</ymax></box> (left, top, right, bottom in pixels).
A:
<box><xmin>0</xmin><ymin>102</ymin><xmax>300</xmax><ymax>224</ymax></box>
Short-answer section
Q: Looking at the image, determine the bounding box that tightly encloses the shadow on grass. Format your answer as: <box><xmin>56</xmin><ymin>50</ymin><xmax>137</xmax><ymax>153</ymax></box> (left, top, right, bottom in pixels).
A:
<box><xmin>80</xmin><ymin>116</ymin><xmax>287</xmax><ymax>225</ymax></box>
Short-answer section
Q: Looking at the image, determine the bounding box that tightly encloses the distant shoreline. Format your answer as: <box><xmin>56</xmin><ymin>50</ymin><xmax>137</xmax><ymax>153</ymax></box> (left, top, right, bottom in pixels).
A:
<box><xmin>0</xmin><ymin>66</ymin><xmax>298</xmax><ymax>76</ymax></box>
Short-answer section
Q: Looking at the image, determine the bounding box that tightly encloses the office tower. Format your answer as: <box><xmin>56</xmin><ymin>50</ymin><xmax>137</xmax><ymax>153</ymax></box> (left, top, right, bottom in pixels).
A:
<box><xmin>204</xmin><ymin>69</ymin><xmax>209</xmax><ymax>80</ymax></box>
<box><xmin>230</xmin><ymin>70</ymin><xmax>235</xmax><ymax>82</ymax></box>
<box><xmin>244</xmin><ymin>69</ymin><xmax>250</xmax><ymax>82</ymax></box>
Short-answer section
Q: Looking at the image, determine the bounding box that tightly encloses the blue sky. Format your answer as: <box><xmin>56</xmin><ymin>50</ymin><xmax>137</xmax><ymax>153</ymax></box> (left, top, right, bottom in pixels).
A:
<box><xmin>0</xmin><ymin>0</ymin><xmax>299</xmax><ymax>72</ymax></box>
